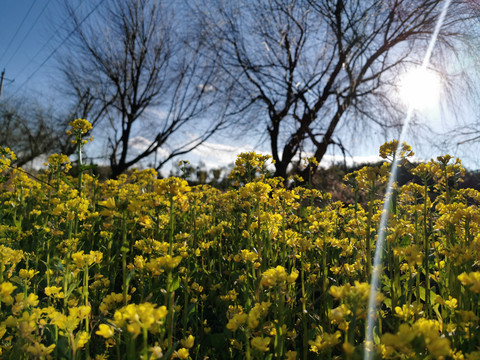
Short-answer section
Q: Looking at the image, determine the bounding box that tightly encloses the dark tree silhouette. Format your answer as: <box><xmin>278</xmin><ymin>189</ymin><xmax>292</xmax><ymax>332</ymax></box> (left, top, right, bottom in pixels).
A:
<box><xmin>0</xmin><ymin>98</ymin><xmax>74</xmax><ymax>167</ymax></box>
<box><xmin>58</xmin><ymin>0</ymin><xmax>228</xmax><ymax>177</ymax></box>
<box><xmin>198</xmin><ymin>0</ymin><xmax>478</xmax><ymax>179</ymax></box>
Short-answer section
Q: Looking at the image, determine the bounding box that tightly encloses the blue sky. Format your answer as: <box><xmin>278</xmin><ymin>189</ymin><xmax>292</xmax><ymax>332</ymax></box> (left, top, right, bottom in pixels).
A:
<box><xmin>1</xmin><ymin>1</ymin><xmax>480</xmax><ymax>173</ymax></box>
<box><xmin>0</xmin><ymin>0</ymin><xmax>63</xmax><ymax>100</ymax></box>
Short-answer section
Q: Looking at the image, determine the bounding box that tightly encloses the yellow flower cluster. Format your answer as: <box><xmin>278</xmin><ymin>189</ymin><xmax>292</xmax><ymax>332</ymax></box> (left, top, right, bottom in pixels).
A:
<box><xmin>229</xmin><ymin>151</ymin><xmax>273</xmax><ymax>183</ymax></box>
<box><xmin>71</xmin><ymin>250</ymin><xmax>103</xmax><ymax>269</ymax></box>
<box><xmin>99</xmin><ymin>292</ymin><xmax>131</xmax><ymax>314</ymax></box>
<box><xmin>1</xmin><ymin>141</ymin><xmax>480</xmax><ymax>358</ymax></box>
<box><xmin>0</xmin><ymin>147</ymin><xmax>16</xmax><ymax>172</ymax></box>
<box><xmin>155</xmin><ymin>177</ymin><xmax>191</xmax><ymax>198</ymax></box>
<box><xmin>239</xmin><ymin>181</ymin><xmax>272</xmax><ymax>203</ymax></box>
<box><xmin>309</xmin><ymin>330</ymin><xmax>341</xmax><ymax>353</ymax></box>
<box><xmin>458</xmin><ymin>272</ymin><xmax>480</xmax><ymax>293</ymax></box>
<box><xmin>45</xmin><ymin>153</ymin><xmax>72</xmax><ymax>174</ymax></box>
<box><xmin>248</xmin><ymin>301</ymin><xmax>271</xmax><ymax>329</ymax></box>
<box><xmin>379</xmin><ymin>140</ymin><xmax>414</xmax><ymax>162</ymax></box>
<box><xmin>251</xmin><ymin>336</ymin><xmax>271</xmax><ymax>352</ymax></box>
<box><xmin>260</xmin><ymin>266</ymin><xmax>299</xmax><ymax>288</ymax></box>
<box><xmin>96</xmin><ymin>323</ymin><xmax>115</xmax><ymax>339</ymax></box>
<box><xmin>0</xmin><ymin>281</ymin><xmax>16</xmax><ymax>305</ymax></box>
<box><xmin>66</xmin><ymin>118</ymin><xmax>93</xmax><ymax>145</ymax></box>
<box><xmin>381</xmin><ymin>319</ymin><xmax>450</xmax><ymax>359</ymax></box>
<box><xmin>44</xmin><ymin>286</ymin><xmax>65</xmax><ymax>299</ymax></box>
<box><xmin>145</xmin><ymin>255</ymin><xmax>183</xmax><ymax>274</ymax></box>
<box><xmin>112</xmin><ymin>302</ymin><xmax>168</xmax><ymax>336</ymax></box>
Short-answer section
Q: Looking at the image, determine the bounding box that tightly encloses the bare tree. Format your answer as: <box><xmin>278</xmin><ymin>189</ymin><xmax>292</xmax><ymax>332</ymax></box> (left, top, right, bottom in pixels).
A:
<box><xmin>198</xmin><ymin>0</ymin><xmax>478</xmax><ymax>179</ymax></box>
<box><xmin>0</xmin><ymin>98</ymin><xmax>73</xmax><ymax>168</ymax></box>
<box><xmin>58</xmin><ymin>0</ymin><xmax>228</xmax><ymax>178</ymax></box>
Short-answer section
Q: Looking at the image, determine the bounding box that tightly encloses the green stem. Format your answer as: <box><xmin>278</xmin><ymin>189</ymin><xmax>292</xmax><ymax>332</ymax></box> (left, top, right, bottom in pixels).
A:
<box><xmin>84</xmin><ymin>264</ymin><xmax>90</xmax><ymax>359</ymax></box>
<box><xmin>167</xmin><ymin>270</ymin><xmax>175</xmax><ymax>348</ymax></box>
<box><xmin>142</xmin><ymin>327</ymin><xmax>149</xmax><ymax>359</ymax></box>
<box><xmin>77</xmin><ymin>138</ymin><xmax>83</xmax><ymax>196</ymax></box>
<box><xmin>423</xmin><ymin>181</ymin><xmax>431</xmax><ymax>316</ymax></box>
<box><xmin>301</xmin><ymin>254</ymin><xmax>308</xmax><ymax>360</ymax></box>
<box><xmin>365</xmin><ymin>181</ymin><xmax>375</xmax><ymax>281</ymax></box>
<box><xmin>245</xmin><ymin>328</ymin><xmax>251</xmax><ymax>360</ymax></box>
<box><xmin>122</xmin><ymin>210</ymin><xmax>129</xmax><ymax>306</ymax></box>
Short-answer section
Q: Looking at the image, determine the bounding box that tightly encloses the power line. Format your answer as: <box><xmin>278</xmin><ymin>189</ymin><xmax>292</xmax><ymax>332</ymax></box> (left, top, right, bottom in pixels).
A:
<box><xmin>0</xmin><ymin>0</ymin><xmax>38</xmax><ymax>63</ymax></box>
<box><xmin>5</xmin><ymin>0</ymin><xmax>107</xmax><ymax>102</ymax></box>
<box><xmin>4</xmin><ymin>0</ymin><xmax>53</xmax><ymax>68</ymax></box>
<box><xmin>7</xmin><ymin>1</ymin><xmax>85</xmax><ymax>85</ymax></box>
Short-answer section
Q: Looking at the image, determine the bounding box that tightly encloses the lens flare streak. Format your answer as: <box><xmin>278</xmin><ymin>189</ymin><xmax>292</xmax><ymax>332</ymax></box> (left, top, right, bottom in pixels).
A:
<box><xmin>364</xmin><ymin>1</ymin><xmax>452</xmax><ymax>359</ymax></box>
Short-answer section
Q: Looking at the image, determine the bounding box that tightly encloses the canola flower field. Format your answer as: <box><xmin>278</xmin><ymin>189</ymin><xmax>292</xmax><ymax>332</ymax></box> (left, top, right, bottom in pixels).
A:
<box><xmin>1</xmin><ymin>120</ymin><xmax>480</xmax><ymax>359</ymax></box>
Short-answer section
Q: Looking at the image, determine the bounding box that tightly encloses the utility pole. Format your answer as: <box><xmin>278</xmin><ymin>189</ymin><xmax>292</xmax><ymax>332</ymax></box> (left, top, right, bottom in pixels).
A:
<box><xmin>0</xmin><ymin>69</ymin><xmax>14</xmax><ymax>101</ymax></box>
<box><xmin>0</xmin><ymin>69</ymin><xmax>5</xmax><ymax>100</ymax></box>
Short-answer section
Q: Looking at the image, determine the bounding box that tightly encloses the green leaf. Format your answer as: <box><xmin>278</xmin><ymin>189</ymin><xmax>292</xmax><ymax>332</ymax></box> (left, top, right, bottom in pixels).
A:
<box><xmin>433</xmin><ymin>304</ymin><xmax>442</xmax><ymax>322</ymax></box>
<box><xmin>373</xmin><ymin>325</ymin><xmax>381</xmax><ymax>345</ymax></box>
<box><xmin>168</xmin><ymin>276</ymin><xmax>180</xmax><ymax>292</ymax></box>
<box><xmin>383</xmin><ymin>297</ymin><xmax>392</xmax><ymax>308</ymax></box>
<box><xmin>126</xmin><ymin>270</ymin><xmax>135</xmax><ymax>286</ymax></box>
<box><xmin>418</xmin><ymin>286</ymin><xmax>437</xmax><ymax>304</ymax></box>
<box><xmin>81</xmin><ymin>164</ymin><xmax>98</xmax><ymax>172</ymax></box>
<box><xmin>187</xmin><ymin>303</ymin><xmax>196</xmax><ymax>317</ymax></box>
<box><xmin>66</xmin><ymin>279</ymin><xmax>81</xmax><ymax>298</ymax></box>
<box><xmin>161</xmin><ymin>341</ymin><xmax>178</xmax><ymax>360</ymax></box>
<box><xmin>13</xmin><ymin>217</ymin><xmax>22</xmax><ymax>229</ymax></box>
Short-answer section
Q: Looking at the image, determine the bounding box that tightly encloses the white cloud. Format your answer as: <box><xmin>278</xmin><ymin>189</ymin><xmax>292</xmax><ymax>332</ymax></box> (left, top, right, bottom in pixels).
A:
<box><xmin>191</xmin><ymin>141</ymin><xmax>257</xmax><ymax>167</ymax></box>
<box><xmin>130</xmin><ymin>136</ymin><xmax>423</xmax><ymax>173</ymax></box>
<box><xmin>320</xmin><ymin>154</ymin><xmax>383</xmax><ymax>167</ymax></box>
<box><xmin>129</xmin><ymin>136</ymin><xmax>170</xmax><ymax>158</ymax></box>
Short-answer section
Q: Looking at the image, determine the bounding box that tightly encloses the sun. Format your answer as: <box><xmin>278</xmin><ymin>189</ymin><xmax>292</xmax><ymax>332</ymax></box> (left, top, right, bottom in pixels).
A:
<box><xmin>399</xmin><ymin>67</ymin><xmax>441</xmax><ymax>111</ymax></box>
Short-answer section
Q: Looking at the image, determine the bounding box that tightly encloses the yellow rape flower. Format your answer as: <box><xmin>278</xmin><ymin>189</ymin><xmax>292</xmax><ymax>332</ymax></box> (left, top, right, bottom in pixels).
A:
<box><xmin>180</xmin><ymin>335</ymin><xmax>195</xmax><ymax>349</ymax></box>
<box><xmin>260</xmin><ymin>266</ymin><xmax>298</xmax><ymax>288</ymax></box>
<box><xmin>427</xmin><ymin>337</ymin><xmax>451</xmax><ymax>358</ymax></box>
<box><xmin>176</xmin><ymin>348</ymin><xmax>190</xmax><ymax>359</ymax></box>
<box><xmin>150</xmin><ymin>344</ymin><xmax>163</xmax><ymax>359</ymax></box>
<box><xmin>251</xmin><ymin>337</ymin><xmax>270</xmax><ymax>352</ymax></box>
<box><xmin>0</xmin><ymin>147</ymin><xmax>16</xmax><ymax>171</ymax></box>
<box><xmin>99</xmin><ymin>292</ymin><xmax>131</xmax><ymax>314</ymax></box>
<box><xmin>285</xmin><ymin>350</ymin><xmax>297</xmax><ymax>360</ymax></box>
<box><xmin>309</xmin><ymin>331</ymin><xmax>341</xmax><ymax>353</ymax></box>
<box><xmin>379</xmin><ymin>140</ymin><xmax>414</xmax><ymax>163</ymax></box>
<box><xmin>0</xmin><ymin>281</ymin><xmax>16</xmax><ymax>297</ymax></box>
<box><xmin>68</xmin><ymin>118</ymin><xmax>92</xmax><ymax>134</ymax></box>
<box><xmin>46</xmin><ymin>153</ymin><xmax>72</xmax><ymax>173</ymax></box>
<box><xmin>113</xmin><ymin>303</ymin><xmax>168</xmax><ymax>336</ymax></box>
<box><xmin>72</xmin><ymin>250</ymin><xmax>103</xmax><ymax>269</ymax></box>
<box><xmin>26</xmin><ymin>342</ymin><xmax>56</xmax><ymax>357</ymax></box>
<box><xmin>154</xmin><ymin>177</ymin><xmax>191</xmax><ymax>197</ymax></box>
<box><xmin>96</xmin><ymin>324</ymin><xmax>115</xmax><ymax>339</ymax></box>
<box><xmin>458</xmin><ymin>272</ymin><xmax>480</xmax><ymax>293</ymax></box>
<box><xmin>248</xmin><ymin>301</ymin><xmax>271</xmax><ymax>329</ymax></box>
<box><xmin>67</xmin><ymin>119</ymin><xmax>93</xmax><ymax>144</ymax></box>
<box><xmin>445</xmin><ymin>296</ymin><xmax>458</xmax><ymax>310</ymax></box>
<box><xmin>240</xmin><ymin>249</ymin><xmax>258</xmax><ymax>262</ymax></box>
<box><xmin>19</xmin><ymin>268</ymin><xmax>39</xmax><ymax>280</ymax></box>
<box><xmin>394</xmin><ymin>304</ymin><xmax>422</xmax><ymax>321</ymax></box>
<box><xmin>76</xmin><ymin>331</ymin><xmax>90</xmax><ymax>349</ymax></box>
<box><xmin>226</xmin><ymin>313</ymin><xmax>247</xmax><ymax>331</ymax></box>
<box><xmin>48</xmin><ymin>311</ymin><xmax>68</xmax><ymax>329</ymax></box>
<box><xmin>0</xmin><ymin>281</ymin><xmax>16</xmax><ymax>305</ymax></box>
<box><xmin>146</xmin><ymin>255</ymin><xmax>182</xmax><ymax>275</ymax></box>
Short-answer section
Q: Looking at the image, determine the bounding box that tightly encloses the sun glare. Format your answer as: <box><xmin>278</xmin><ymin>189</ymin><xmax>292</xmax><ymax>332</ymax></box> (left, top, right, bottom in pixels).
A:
<box><xmin>399</xmin><ymin>68</ymin><xmax>441</xmax><ymax>111</ymax></box>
